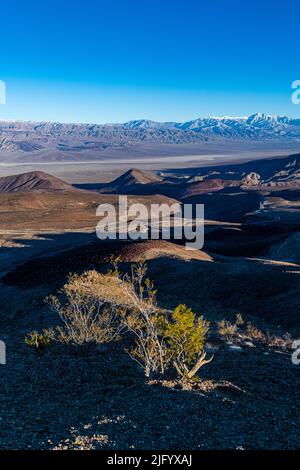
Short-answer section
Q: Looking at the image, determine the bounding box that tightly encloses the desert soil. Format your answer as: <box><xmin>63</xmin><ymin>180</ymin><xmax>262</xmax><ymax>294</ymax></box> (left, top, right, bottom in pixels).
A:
<box><xmin>0</xmin><ymin>239</ymin><xmax>299</xmax><ymax>450</ymax></box>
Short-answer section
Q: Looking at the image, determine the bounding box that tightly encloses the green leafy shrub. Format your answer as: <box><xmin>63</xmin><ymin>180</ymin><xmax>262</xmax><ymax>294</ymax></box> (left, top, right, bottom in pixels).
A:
<box><xmin>165</xmin><ymin>304</ymin><xmax>213</xmax><ymax>380</ymax></box>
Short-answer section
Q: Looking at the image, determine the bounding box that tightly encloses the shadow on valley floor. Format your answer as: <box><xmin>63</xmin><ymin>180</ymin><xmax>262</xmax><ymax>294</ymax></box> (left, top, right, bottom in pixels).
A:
<box><xmin>1</xmin><ymin>235</ymin><xmax>300</xmax><ymax>333</ymax></box>
<box><xmin>0</xmin><ymin>235</ymin><xmax>299</xmax><ymax>449</ymax></box>
<box><xmin>0</xmin><ymin>231</ymin><xmax>97</xmax><ymax>276</ymax></box>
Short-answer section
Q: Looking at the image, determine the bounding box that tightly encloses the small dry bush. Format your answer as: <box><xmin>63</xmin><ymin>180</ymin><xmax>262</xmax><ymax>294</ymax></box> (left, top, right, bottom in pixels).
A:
<box><xmin>215</xmin><ymin>313</ymin><xmax>293</xmax><ymax>351</ymax></box>
<box><xmin>217</xmin><ymin>315</ymin><xmax>270</xmax><ymax>345</ymax></box>
<box><xmin>26</xmin><ymin>259</ymin><xmax>213</xmax><ymax>381</ymax></box>
<box><xmin>217</xmin><ymin>319</ymin><xmax>237</xmax><ymax>338</ymax></box>
<box><xmin>245</xmin><ymin>323</ymin><xmax>293</xmax><ymax>350</ymax></box>
<box><xmin>246</xmin><ymin>322</ymin><xmax>266</xmax><ymax>341</ymax></box>
<box><xmin>110</xmin><ymin>262</ymin><xmax>169</xmax><ymax>378</ymax></box>
<box><xmin>113</xmin><ymin>263</ymin><xmax>213</xmax><ymax>380</ymax></box>
<box><xmin>47</xmin><ymin>271</ymin><xmax>125</xmax><ymax>347</ymax></box>
<box><xmin>235</xmin><ymin>313</ymin><xmax>245</xmax><ymax>326</ymax></box>
<box><xmin>266</xmin><ymin>332</ymin><xmax>293</xmax><ymax>350</ymax></box>
<box><xmin>25</xmin><ymin>329</ymin><xmax>55</xmax><ymax>353</ymax></box>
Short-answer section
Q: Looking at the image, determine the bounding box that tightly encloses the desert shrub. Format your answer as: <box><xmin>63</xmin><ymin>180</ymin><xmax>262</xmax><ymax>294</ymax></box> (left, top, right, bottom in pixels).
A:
<box><xmin>216</xmin><ymin>314</ymin><xmax>293</xmax><ymax>350</ymax></box>
<box><xmin>165</xmin><ymin>304</ymin><xmax>212</xmax><ymax>380</ymax></box>
<box><xmin>235</xmin><ymin>313</ymin><xmax>245</xmax><ymax>326</ymax></box>
<box><xmin>217</xmin><ymin>315</ymin><xmax>271</xmax><ymax>345</ymax></box>
<box><xmin>115</xmin><ymin>262</ymin><xmax>169</xmax><ymax>378</ymax></box>
<box><xmin>246</xmin><ymin>322</ymin><xmax>266</xmax><ymax>341</ymax></box>
<box><xmin>266</xmin><ymin>332</ymin><xmax>293</xmax><ymax>350</ymax></box>
<box><xmin>85</xmin><ymin>261</ymin><xmax>213</xmax><ymax>380</ymax></box>
<box><xmin>217</xmin><ymin>319</ymin><xmax>237</xmax><ymax>338</ymax></box>
<box><xmin>40</xmin><ymin>260</ymin><xmax>213</xmax><ymax>381</ymax></box>
<box><xmin>25</xmin><ymin>329</ymin><xmax>55</xmax><ymax>353</ymax></box>
<box><xmin>47</xmin><ymin>271</ymin><xmax>125</xmax><ymax>347</ymax></box>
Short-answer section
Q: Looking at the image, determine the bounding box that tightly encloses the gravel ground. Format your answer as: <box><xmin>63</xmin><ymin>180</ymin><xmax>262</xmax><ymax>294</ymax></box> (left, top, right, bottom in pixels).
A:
<box><xmin>0</xmin><ymin>240</ymin><xmax>299</xmax><ymax>450</ymax></box>
<box><xmin>0</xmin><ymin>318</ymin><xmax>299</xmax><ymax>450</ymax></box>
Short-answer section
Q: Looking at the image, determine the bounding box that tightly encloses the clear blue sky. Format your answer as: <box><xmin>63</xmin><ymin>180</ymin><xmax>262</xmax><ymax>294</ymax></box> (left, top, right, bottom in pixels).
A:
<box><xmin>0</xmin><ymin>0</ymin><xmax>299</xmax><ymax>123</ymax></box>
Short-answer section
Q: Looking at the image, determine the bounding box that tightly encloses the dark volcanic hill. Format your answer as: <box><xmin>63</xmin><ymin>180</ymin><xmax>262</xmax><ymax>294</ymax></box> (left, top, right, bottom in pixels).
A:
<box><xmin>93</xmin><ymin>153</ymin><xmax>300</xmax><ymax>225</ymax></box>
<box><xmin>99</xmin><ymin>154</ymin><xmax>300</xmax><ymax>200</ymax></box>
<box><xmin>0</xmin><ymin>171</ymin><xmax>78</xmax><ymax>193</ymax></box>
<box><xmin>181</xmin><ymin>178</ymin><xmax>241</xmax><ymax>198</ymax></box>
<box><xmin>99</xmin><ymin>169</ymin><xmax>234</xmax><ymax>198</ymax></box>
<box><xmin>175</xmin><ymin>153</ymin><xmax>300</xmax><ymax>189</ymax></box>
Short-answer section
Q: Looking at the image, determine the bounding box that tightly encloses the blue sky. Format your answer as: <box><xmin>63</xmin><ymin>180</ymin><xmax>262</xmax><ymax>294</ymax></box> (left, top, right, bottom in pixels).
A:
<box><xmin>0</xmin><ymin>0</ymin><xmax>299</xmax><ymax>123</ymax></box>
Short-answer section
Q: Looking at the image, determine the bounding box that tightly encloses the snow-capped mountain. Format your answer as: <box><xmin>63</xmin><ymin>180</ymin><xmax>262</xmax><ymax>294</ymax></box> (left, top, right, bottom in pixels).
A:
<box><xmin>0</xmin><ymin>113</ymin><xmax>300</xmax><ymax>157</ymax></box>
<box><xmin>123</xmin><ymin>113</ymin><xmax>300</xmax><ymax>140</ymax></box>
<box><xmin>122</xmin><ymin>119</ymin><xmax>177</xmax><ymax>130</ymax></box>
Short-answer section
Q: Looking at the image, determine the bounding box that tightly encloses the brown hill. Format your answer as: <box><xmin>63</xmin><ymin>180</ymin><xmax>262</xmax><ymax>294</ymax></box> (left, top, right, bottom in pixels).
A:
<box><xmin>0</xmin><ymin>171</ymin><xmax>78</xmax><ymax>193</ymax></box>
<box><xmin>105</xmin><ymin>168</ymin><xmax>163</xmax><ymax>190</ymax></box>
<box><xmin>110</xmin><ymin>239</ymin><xmax>213</xmax><ymax>263</ymax></box>
<box><xmin>101</xmin><ymin>170</ymin><xmax>241</xmax><ymax>200</ymax></box>
<box><xmin>0</xmin><ymin>191</ymin><xmax>179</xmax><ymax>232</ymax></box>
<box><xmin>180</xmin><ymin>178</ymin><xmax>242</xmax><ymax>199</ymax></box>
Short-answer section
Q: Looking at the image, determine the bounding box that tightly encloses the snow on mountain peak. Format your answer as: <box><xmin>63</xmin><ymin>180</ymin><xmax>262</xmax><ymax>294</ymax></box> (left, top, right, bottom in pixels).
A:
<box><xmin>0</xmin><ymin>114</ymin><xmax>300</xmax><ymax>150</ymax></box>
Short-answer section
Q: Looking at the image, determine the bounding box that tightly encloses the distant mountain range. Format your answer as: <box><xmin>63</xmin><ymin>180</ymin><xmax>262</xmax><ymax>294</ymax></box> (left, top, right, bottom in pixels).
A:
<box><xmin>0</xmin><ymin>113</ymin><xmax>300</xmax><ymax>156</ymax></box>
<box><xmin>123</xmin><ymin>113</ymin><xmax>300</xmax><ymax>140</ymax></box>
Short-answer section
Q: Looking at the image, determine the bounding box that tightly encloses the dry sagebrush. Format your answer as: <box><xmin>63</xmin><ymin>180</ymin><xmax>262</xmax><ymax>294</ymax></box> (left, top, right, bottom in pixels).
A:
<box><xmin>26</xmin><ymin>259</ymin><xmax>213</xmax><ymax>381</ymax></box>
<box><xmin>47</xmin><ymin>271</ymin><xmax>125</xmax><ymax>346</ymax></box>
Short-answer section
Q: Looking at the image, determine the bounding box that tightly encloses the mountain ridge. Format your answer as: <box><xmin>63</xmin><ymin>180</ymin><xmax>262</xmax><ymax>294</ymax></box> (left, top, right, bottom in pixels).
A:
<box><xmin>0</xmin><ymin>113</ymin><xmax>300</xmax><ymax>156</ymax></box>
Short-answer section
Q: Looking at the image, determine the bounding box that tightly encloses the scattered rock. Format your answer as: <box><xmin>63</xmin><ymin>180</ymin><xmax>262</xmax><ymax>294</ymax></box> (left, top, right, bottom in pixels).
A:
<box><xmin>242</xmin><ymin>172</ymin><xmax>261</xmax><ymax>187</ymax></box>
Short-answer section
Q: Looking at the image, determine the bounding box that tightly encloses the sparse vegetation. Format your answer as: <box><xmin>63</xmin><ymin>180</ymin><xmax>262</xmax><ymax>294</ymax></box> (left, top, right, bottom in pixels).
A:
<box><xmin>246</xmin><ymin>322</ymin><xmax>266</xmax><ymax>341</ymax></box>
<box><xmin>217</xmin><ymin>319</ymin><xmax>237</xmax><ymax>338</ymax></box>
<box><xmin>47</xmin><ymin>271</ymin><xmax>125</xmax><ymax>347</ymax></box>
<box><xmin>235</xmin><ymin>313</ymin><xmax>245</xmax><ymax>326</ymax></box>
<box><xmin>217</xmin><ymin>314</ymin><xmax>245</xmax><ymax>339</ymax></box>
<box><xmin>118</xmin><ymin>262</ymin><xmax>169</xmax><ymax>378</ymax></box>
<box><xmin>103</xmin><ymin>262</ymin><xmax>213</xmax><ymax>380</ymax></box>
<box><xmin>25</xmin><ymin>329</ymin><xmax>55</xmax><ymax>353</ymax></box>
<box><xmin>215</xmin><ymin>314</ymin><xmax>294</xmax><ymax>351</ymax></box>
<box><xmin>26</xmin><ymin>260</ymin><xmax>213</xmax><ymax>382</ymax></box>
<box><xmin>266</xmin><ymin>332</ymin><xmax>293</xmax><ymax>350</ymax></box>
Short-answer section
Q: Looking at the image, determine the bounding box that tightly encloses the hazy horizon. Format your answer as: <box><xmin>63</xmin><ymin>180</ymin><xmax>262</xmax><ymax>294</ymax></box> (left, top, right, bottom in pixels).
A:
<box><xmin>0</xmin><ymin>111</ymin><xmax>300</xmax><ymax>127</ymax></box>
